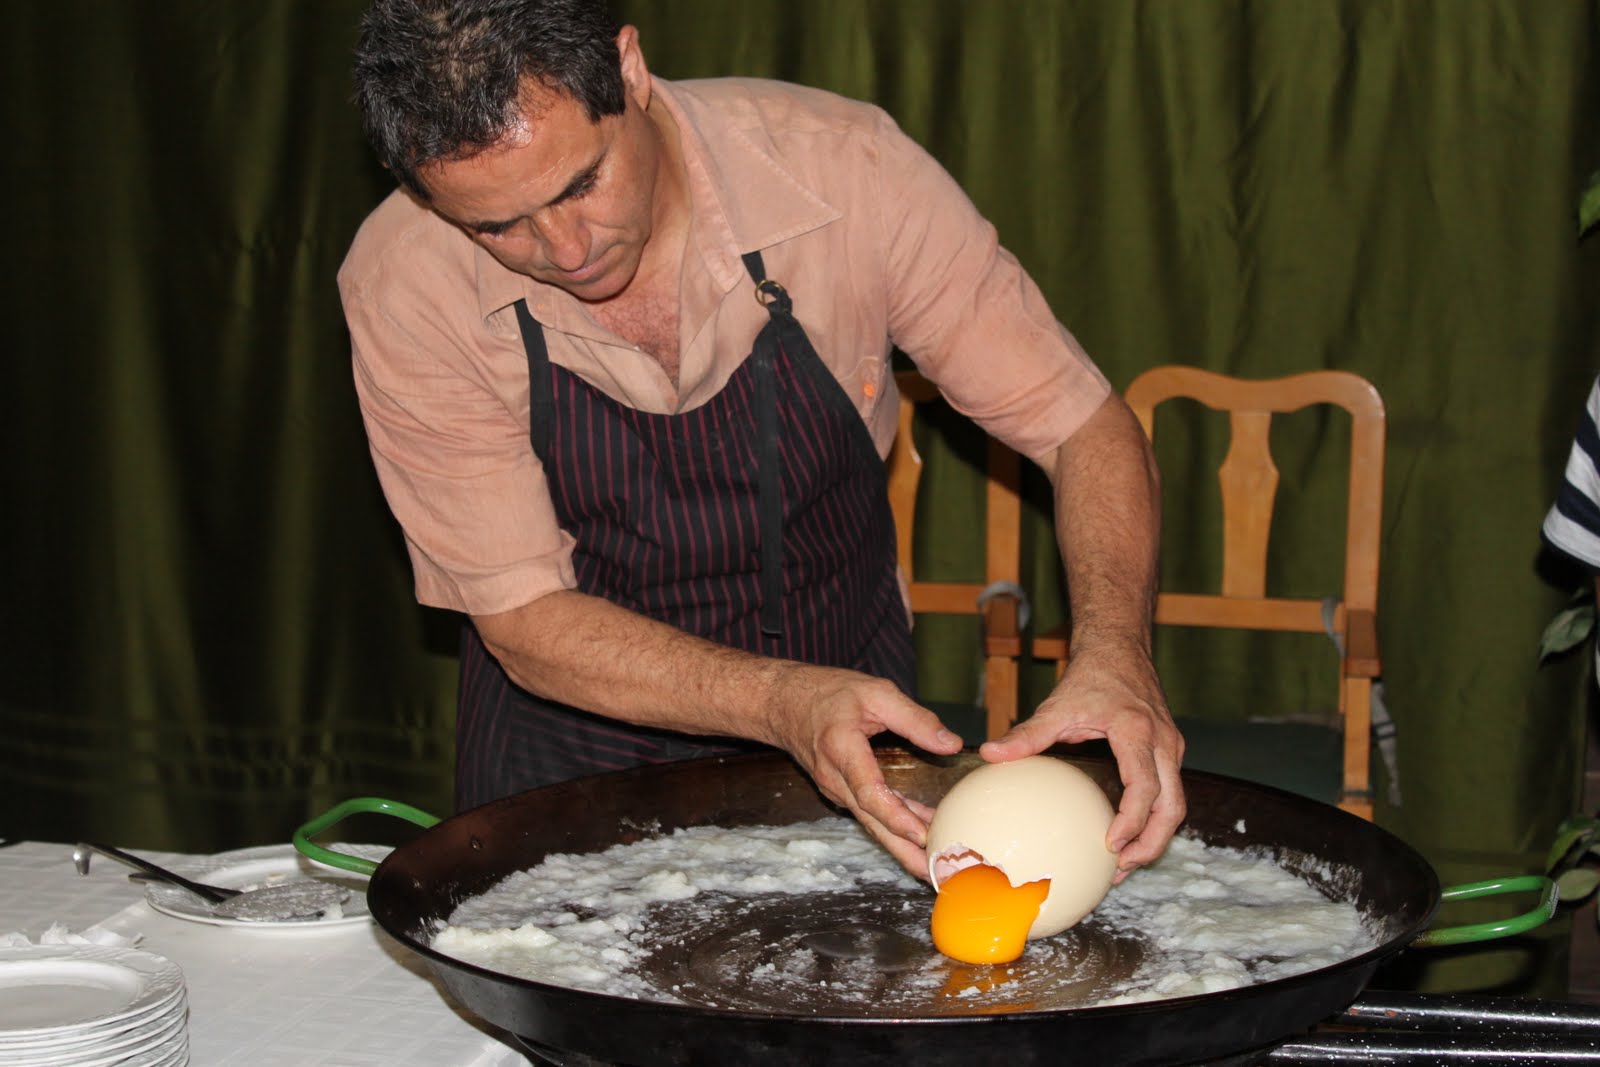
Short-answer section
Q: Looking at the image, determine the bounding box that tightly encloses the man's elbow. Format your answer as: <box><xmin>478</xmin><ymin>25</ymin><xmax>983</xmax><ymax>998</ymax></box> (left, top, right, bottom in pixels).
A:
<box><xmin>1048</xmin><ymin>391</ymin><xmax>1157</xmax><ymax>489</ymax></box>
<box><xmin>470</xmin><ymin>590</ymin><xmax>577</xmax><ymax>694</ymax></box>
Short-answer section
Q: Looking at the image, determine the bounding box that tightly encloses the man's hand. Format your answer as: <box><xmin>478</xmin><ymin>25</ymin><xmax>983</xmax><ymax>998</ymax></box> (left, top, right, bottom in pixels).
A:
<box><xmin>980</xmin><ymin>641</ymin><xmax>1183</xmax><ymax>881</ymax></box>
<box><xmin>758</xmin><ymin>664</ymin><xmax>963</xmax><ymax>878</ymax></box>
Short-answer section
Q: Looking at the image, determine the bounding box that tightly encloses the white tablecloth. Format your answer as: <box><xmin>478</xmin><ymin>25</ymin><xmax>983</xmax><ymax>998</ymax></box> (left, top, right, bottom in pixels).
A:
<box><xmin>0</xmin><ymin>841</ymin><xmax>530</xmax><ymax>1066</ymax></box>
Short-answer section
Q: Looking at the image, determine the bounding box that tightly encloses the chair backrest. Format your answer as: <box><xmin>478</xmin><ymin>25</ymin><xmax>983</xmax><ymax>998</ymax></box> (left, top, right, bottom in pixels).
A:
<box><xmin>1126</xmin><ymin>366</ymin><xmax>1385</xmax><ymax>639</ymax></box>
<box><xmin>1127</xmin><ymin>365</ymin><xmax>1386</xmax><ymax>819</ymax></box>
<box><xmin>887</xmin><ymin>371</ymin><xmax>1024</xmax><ymax>739</ymax></box>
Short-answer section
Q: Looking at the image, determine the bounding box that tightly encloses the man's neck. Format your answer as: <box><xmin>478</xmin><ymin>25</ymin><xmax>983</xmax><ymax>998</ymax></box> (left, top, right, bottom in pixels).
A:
<box><xmin>629</xmin><ymin>90</ymin><xmax>691</xmax><ymax>299</ymax></box>
<box><xmin>587</xmin><ymin>92</ymin><xmax>692</xmax><ymax>385</ymax></box>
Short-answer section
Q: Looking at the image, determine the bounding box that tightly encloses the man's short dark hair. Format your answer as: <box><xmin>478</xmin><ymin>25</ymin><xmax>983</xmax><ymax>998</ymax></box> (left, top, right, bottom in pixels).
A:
<box><xmin>354</xmin><ymin>0</ymin><xmax>626</xmax><ymax>198</ymax></box>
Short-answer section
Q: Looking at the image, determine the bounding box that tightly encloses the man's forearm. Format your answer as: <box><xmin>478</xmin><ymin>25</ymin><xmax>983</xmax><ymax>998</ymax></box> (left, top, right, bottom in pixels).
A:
<box><xmin>995</xmin><ymin>389</ymin><xmax>1181</xmax><ymax>874</ymax></box>
<box><xmin>472</xmin><ymin>587</ymin><xmax>964</xmax><ymax>876</ymax></box>
<box><xmin>472</xmin><ymin>590</ymin><xmax>792</xmax><ymax>745</ymax></box>
<box><xmin>1046</xmin><ymin>392</ymin><xmax>1160</xmax><ymax>651</ymax></box>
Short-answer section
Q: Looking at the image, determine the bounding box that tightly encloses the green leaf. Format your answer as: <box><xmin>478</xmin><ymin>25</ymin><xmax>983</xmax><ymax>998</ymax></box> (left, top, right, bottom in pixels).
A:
<box><xmin>1539</xmin><ymin>602</ymin><xmax>1596</xmax><ymax>662</ymax></box>
<box><xmin>1580</xmin><ymin>170</ymin><xmax>1600</xmax><ymax>237</ymax></box>
<box><xmin>1557</xmin><ymin>814</ymin><xmax>1600</xmax><ymax>837</ymax></box>
<box><xmin>1548</xmin><ymin>820</ymin><xmax>1600</xmax><ymax>871</ymax></box>
<box><xmin>1558</xmin><ymin>867</ymin><xmax>1600</xmax><ymax>903</ymax></box>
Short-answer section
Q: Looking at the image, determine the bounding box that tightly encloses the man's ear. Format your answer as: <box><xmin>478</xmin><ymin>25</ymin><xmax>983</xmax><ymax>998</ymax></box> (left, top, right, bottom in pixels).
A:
<box><xmin>616</xmin><ymin>25</ymin><xmax>651</xmax><ymax>109</ymax></box>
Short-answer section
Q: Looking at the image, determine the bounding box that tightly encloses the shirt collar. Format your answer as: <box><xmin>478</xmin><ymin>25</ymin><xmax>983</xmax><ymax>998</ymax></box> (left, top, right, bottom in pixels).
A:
<box><xmin>472</xmin><ymin>76</ymin><xmax>842</xmax><ymax>322</ymax></box>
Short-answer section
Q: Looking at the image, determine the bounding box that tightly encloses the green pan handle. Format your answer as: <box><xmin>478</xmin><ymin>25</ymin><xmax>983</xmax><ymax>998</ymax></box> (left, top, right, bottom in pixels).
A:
<box><xmin>293</xmin><ymin>797</ymin><xmax>441</xmax><ymax>876</ymax></box>
<box><xmin>1410</xmin><ymin>875</ymin><xmax>1558</xmax><ymax>948</ymax></box>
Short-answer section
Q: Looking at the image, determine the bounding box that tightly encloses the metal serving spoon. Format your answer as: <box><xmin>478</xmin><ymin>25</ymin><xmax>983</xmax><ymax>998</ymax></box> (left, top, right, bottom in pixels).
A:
<box><xmin>75</xmin><ymin>842</ymin><xmax>240</xmax><ymax>903</ymax></box>
<box><xmin>74</xmin><ymin>842</ymin><xmax>350</xmax><ymax>922</ymax></box>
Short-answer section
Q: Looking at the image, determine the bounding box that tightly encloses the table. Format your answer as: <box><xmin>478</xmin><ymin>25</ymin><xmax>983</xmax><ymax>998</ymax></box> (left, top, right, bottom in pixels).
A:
<box><xmin>0</xmin><ymin>841</ymin><xmax>530</xmax><ymax>1066</ymax></box>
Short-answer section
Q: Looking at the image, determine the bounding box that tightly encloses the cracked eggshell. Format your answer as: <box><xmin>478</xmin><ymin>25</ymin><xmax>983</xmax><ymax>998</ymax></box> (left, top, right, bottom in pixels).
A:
<box><xmin>925</xmin><ymin>756</ymin><xmax>1118</xmax><ymax>938</ymax></box>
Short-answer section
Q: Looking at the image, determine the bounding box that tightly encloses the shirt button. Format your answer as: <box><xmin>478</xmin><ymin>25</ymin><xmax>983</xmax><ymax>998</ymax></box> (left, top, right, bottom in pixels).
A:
<box><xmin>862</xmin><ymin>381</ymin><xmax>878</xmax><ymax>399</ymax></box>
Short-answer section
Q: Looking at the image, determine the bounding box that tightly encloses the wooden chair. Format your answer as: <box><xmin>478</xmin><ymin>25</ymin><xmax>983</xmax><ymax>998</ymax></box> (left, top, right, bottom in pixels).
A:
<box><xmin>888</xmin><ymin>371</ymin><xmax>1025</xmax><ymax>743</ymax></box>
<box><xmin>1031</xmin><ymin>366</ymin><xmax>1385</xmax><ymax>819</ymax></box>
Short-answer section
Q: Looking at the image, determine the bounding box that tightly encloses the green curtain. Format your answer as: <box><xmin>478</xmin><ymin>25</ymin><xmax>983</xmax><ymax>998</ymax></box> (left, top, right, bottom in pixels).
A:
<box><xmin>5</xmin><ymin>0</ymin><xmax>1599</xmax><ymax>994</ymax></box>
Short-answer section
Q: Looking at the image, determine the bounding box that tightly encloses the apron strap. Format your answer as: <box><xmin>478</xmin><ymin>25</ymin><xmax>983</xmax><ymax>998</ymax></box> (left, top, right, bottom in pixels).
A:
<box><xmin>513</xmin><ymin>299</ymin><xmax>556</xmax><ymax>464</ymax></box>
<box><xmin>742</xmin><ymin>251</ymin><xmax>786</xmax><ymax>639</ymax></box>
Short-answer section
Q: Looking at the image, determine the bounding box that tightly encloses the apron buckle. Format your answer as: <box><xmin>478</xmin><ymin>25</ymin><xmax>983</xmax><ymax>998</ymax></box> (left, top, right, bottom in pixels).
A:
<box><xmin>754</xmin><ymin>278</ymin><xmax>791</xmax><ymax>312</ymax></box>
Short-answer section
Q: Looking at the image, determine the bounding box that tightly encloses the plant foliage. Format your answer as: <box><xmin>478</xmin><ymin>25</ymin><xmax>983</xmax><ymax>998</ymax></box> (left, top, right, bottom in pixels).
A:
<box><xmin>1547</xmin><ymin>814</ymin><xmax>1600</xmax><ymax>909</ymax></box>
<box><xmin>1539</xmin><ymin>591</ymin><xmax>1597</xmax><ymax>664</ymax></box>
<box><xmin>1581</xmin><ymin>169</ymin><xmax>1600</xmax><ymax>236</ymax></box>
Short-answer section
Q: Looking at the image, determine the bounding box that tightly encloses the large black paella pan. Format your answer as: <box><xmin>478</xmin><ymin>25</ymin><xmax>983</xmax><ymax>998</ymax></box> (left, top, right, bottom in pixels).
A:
<box><xmin>295</xmin><ymin>751</ymin><xmax>1553</xmax><ymax>1066</ymax></box>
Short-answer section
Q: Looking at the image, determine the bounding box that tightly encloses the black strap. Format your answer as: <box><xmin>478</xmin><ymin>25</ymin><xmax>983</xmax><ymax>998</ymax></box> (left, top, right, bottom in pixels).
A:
<box><xmin>513</xmin><ymin>299</ymin><xmax>555</xmax><ymax>464</ymax></box>
<box><xmin>743</xmin><ymin>251</ymin><xmax>787</xmax><ymax>638</ymax></box>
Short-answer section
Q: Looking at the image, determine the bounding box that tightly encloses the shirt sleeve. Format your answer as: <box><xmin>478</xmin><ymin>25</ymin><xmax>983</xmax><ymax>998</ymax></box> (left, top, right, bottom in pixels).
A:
<box><xmin>1542</xmin><ymin>376</ymin><xmax>1600</xmax><ymax>570</ymax></box>
<box><xmin>340</xmin><ymin>255</ymin><xmax>578</xmax><ymax>616</ymax></box>
<box><xmin>872</xmin><ymin>109</ymin><xmax>1110</xmax><ymax>465</ymax></box>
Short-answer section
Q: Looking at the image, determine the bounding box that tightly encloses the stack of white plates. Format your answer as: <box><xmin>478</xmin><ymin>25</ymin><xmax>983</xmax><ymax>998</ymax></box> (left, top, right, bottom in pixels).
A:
<box><xmin>0</xmin><ymin>945</ymin><xmax>187</xmax><ymax>1066</ymax></box>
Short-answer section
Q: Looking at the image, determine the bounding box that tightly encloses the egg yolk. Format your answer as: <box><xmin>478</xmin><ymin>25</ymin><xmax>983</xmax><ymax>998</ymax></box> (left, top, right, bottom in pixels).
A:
<box><xmin>930</xmin><ymin>864</ymin><xmax>1051</xmax><ymax>965</ymax></box>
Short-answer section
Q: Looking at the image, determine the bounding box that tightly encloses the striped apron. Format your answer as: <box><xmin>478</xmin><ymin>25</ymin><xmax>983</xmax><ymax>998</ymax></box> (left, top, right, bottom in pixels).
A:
<box><xmin>454</xmin><ymin>252</ymin><xmax>916</xmax><ymax>810</ymax></box>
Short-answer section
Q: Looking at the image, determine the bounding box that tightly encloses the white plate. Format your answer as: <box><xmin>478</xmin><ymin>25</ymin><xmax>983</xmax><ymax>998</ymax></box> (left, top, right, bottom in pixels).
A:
<box><xmin>0</xmin><ymin>993</ymin><xmax>183</xmax><ymax>1055</ymax></box>
<box><xmin>0</xmin><ymin>947</ymin><xmax>184</xmax><ymax>1040</ymax></box>
<box><xmin>144</xmin><ymin>843</ymin><xmax>390</xmax><ymax>930</ymax></box>
<box><xmin>0</xmin><ymin>990</ymin><xmax>183</xmax><ymax>1054</ymax></box>
<box><xmin>1</xmin><ymin>991</ymin><xmax>184</xmax><ymax>1062</ymax></box>
<box><xmin>32</xmin><ymin>1028</ymin><xmax>189</xmax><ymax>1067</ymax></box>
<box><xmin>8</xmin><ymin>1005</ymin><xmax>185</xmax><ymax>1067</ymax></box>
<box><xmin>136</xmin><ymin>1034</ymin><xmax>188</xmax><ymax>1067</ymax></box>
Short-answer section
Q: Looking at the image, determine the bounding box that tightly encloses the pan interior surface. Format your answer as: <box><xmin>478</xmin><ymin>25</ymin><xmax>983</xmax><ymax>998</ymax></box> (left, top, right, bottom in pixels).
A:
<box><xmin>634</xmin><ymin>883</ymin><xmax>1149</xmax><ymax>1017</ymax></box>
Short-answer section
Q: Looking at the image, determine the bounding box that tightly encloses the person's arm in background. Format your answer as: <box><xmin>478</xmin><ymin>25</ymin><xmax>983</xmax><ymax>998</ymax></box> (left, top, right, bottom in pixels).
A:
<box><xmin>1540</xmin><ymin>374</ymin><xmax>1600</xmax><ymax>672</ymax></box>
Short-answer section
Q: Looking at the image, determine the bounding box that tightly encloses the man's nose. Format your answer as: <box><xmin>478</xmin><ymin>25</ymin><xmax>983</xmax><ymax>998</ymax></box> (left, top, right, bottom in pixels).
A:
<box><xmin>538</xmin><ymin>210</ymin><xmax>590</xmax><ymax>272</ymax></box>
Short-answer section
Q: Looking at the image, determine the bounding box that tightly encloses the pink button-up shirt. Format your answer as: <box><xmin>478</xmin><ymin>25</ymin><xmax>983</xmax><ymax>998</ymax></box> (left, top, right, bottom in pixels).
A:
<box><xmin>339</xmin><ymin>77</ymin><xmax>1109</xmax><ymax>616</ymax></box>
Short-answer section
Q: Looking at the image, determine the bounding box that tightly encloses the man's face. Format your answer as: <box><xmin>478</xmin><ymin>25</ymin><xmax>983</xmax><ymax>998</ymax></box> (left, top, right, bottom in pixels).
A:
<box><xmin>419</xmin><ymin>80</ymin><xmax>662</xmax><ymax>303</ymax></box>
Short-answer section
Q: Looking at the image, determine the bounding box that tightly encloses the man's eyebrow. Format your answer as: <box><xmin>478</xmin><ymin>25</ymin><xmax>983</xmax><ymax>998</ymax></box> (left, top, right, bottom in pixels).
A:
<box><xmin>550</xmin><ymin>152</ymin><xmax>605</xmax><ymax>206</ymax></box>
<box><xmin>467</xmin><ymin>215</ymin><xmax>519</xmax><ymax>235</ymax></box>
<box><xmin>462</xmin><ymin>150</ymin><xmax>608</xmax><ymax>235</ymax></box>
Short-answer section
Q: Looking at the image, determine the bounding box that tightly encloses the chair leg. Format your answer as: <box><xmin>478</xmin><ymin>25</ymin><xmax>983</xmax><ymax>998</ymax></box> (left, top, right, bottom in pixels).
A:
<box><xmin>1339</xmin><ymin>675</ymin><xmax>1375</xmax><ymax>821</ymax></box>
<box><xmin>984</xmin><ymin>655</ymin><xmax>1019</xmax><ymax>741</ymax></box>
<box><xmin>1338</xmin><ymin>796</ymin><xmax>1376</xmax><ymax>821</ymax></box>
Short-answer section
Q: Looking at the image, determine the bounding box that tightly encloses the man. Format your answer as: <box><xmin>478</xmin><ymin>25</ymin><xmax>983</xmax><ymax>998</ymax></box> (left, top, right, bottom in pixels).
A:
<box><xmin>340</xmin><ymin>0</ymin><xmax>1184</xmax><ymax>879</ymax></box>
